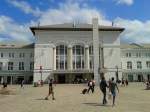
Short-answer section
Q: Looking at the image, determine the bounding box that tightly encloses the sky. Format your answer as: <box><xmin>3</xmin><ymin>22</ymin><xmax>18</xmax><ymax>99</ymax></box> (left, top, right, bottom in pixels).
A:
<box><xmin>0</xmin><ymin>0</ymin><xmax>150</xmax><ymax>44</ymax></box>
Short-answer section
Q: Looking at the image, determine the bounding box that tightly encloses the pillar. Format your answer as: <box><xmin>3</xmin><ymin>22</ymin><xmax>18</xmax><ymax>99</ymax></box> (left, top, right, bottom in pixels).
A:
<box><xmin>92</xmin><ymin>18</ymin><xmax>100</xmax><ymax>84</ymax></box>
<box><xmin>67</xmin><ymin>45</ymin><xmax>73</xmax><ymax>70</ymax></box>
<box><xmin>11</xmin><ymin>76</ymin><xmax>13</xmax><ymax>85</ymax></box>
<box><xmin>53</xmin><ymin>46</ymin><xmax>56</xmax><ymax>70</ymax></box>
<box><xmin>133</xmin><ymin>73</ymin><xmax>137</xmax><ymax>81</ymax></box>
<box><xmin>85</xmin><ymin>45</ymin><xmax>90</xmax><ymax>70</ymax></box>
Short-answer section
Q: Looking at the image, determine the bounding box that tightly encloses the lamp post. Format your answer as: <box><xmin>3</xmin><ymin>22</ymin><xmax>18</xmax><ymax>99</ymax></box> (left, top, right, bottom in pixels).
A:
<box><xmin>40</xmin><ymin>66</ymin><xmax>43</xmax><ymax>82</ymax></box>
<box><xmin>115</xmin><ymin>65</ymin><xmax>119</xmax><ymax>82</ymax></box>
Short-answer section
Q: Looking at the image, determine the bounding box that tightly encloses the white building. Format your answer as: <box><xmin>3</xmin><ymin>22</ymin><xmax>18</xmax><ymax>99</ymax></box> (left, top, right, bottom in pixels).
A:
<box><xmin>0</xmin><ymin>44</ymin><xmax>34</xmax><ymax>84</ymax></box>
<box><xmin>30</xmin><ymin>18</ymin><xmax>124</xmax><ymax>84</ymax></box>
<box><xmin>121</xmin><ymin>43</ymin><xmax>150</xmax><ymax>82</ymax></box>
<box><xmin>1</xmin><ymin>19</ymin><xmax>149</xmax><ymax>84</ymax></box>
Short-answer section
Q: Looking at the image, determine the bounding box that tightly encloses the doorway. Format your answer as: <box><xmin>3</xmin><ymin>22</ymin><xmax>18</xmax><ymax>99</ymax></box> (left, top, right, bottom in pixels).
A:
<box><xmin>74</xmin><ymin>74</ymin><xmax>83</xmax><ymax>83</ymax></box>
<box><xmin>128</xmin><ymin>75</ymin><xmax>133</xmax><ymax>82</ymax></box>
<box><xmin>7</xmin><ymin>76</ymin><xmax>11</xmax><ymax>84</ymax></box>
<box><xmin>17</xmin><ymin>76</ymin><xmax>24</xmax><ymax>84</ymax></box>
<box><xmin>147</xmin><ymin>75</ymin><xmax>150</xmax><ymax>81</ymax></box>
<box><xmin>58</xmin><ymin>74</ymin><xmax>66</xmax><ymax>83</ymax></box>
<box><xmin>138</xmin><ymin>75</ymin><xmax>143</xmax><ymax>82</ymax></box>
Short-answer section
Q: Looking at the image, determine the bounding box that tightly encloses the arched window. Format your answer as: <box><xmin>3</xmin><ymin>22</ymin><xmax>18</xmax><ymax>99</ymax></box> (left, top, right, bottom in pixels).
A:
<box><xmin>89</xmin><ymin>45</ymin><xmax>94</xmax><ymax>69</ymax></box>
<box><xmin>73</xmin><ymin>45</ymin><xmax>84</xmax><ymax>69</ymax></box>
<box><xmin>56</xmin><ymin>45</ymin><xmax>67</xmax><ymax>70</ymax></box>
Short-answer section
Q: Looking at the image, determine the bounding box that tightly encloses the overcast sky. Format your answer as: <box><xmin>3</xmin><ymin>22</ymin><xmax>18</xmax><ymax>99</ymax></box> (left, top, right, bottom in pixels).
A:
<box><xmin>0</xmin><ymin>0</ymin><xmax>150</xmax><ymax>44</ymax></box>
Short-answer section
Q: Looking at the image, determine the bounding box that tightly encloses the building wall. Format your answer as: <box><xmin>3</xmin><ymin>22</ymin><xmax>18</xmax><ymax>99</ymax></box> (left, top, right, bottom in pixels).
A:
<box><xmin>0</xmin><ymin>48</ymin><xmax>34</xmax><ymax>84</ymax></box>
<box><xmin>121</xmin><ymin>47</ymin><xmax>150</xmax><ymax>82</ymax></box>
<box><xmin>33</xmin><ymin>44</ymin><xmax>53</xmax><ymax>82</ymax></box>
<box><xmin>33</xmin><ymin>30</ymin><xmax>122</xmax><ymax>82</ymax></box>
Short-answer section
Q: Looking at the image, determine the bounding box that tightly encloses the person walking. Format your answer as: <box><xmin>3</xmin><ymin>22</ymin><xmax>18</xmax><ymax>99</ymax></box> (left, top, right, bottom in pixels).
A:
<box><xmin>87</xmin><ymin>80</ymin><xmax>94</xmax><ymax>93</ymax></box>
<box><xmin>45</xmin><ymin>78</ymin><xmax>55</xmax><ymax>100</ymax></box>
<box><xmin>100</xmin><ymin>76</ymin><xmax>108</xmax><ymax>105</ymax></box>
<box><xmin>21</xmin><ymin>80</ymin><xmax>24</xmax><ymax>88</ymax></box>
<box><xmin>109</xmin><ymin>77</ymin><xmax>119</xmax><ymax>106</ymax></box>
<box><xmin>92</xmin><ymin>80</ymin><xmax>95</xmax><ymax>93</ymax></box>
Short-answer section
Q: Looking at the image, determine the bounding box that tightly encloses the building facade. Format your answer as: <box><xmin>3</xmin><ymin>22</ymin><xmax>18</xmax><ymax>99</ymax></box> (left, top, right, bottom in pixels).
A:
<box><xmin>1</xmin><ymin>20</ymin><xmax>149</xmax><ymax>83</ymax></box>
<box><xmin>30</xmin><ymin>18</ymin><xmax>124</xmax><ymax>84</ymax></box>
<box><xmin>121</xmin><ymin>43</ymin><xmax>150</xmax><ymax>82</ymax></box>
<box><xmin>0</xmin><ymin>44</ymin><xmax>34</xmax><ymax>84</ymax></box>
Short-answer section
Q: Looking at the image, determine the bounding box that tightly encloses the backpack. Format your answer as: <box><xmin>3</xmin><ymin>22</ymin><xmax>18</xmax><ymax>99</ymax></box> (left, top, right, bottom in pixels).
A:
<box><xmin>89</xmin><ymin>81</ymin><xmax>93</xmax><ymax>86</ymax></box>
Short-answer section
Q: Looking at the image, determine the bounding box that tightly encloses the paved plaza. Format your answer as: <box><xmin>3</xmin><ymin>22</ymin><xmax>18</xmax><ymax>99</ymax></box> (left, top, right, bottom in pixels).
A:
<box><xmin>0</xmin><ymin>83</ymin><xmax>150</xmax><ymax>112</ymax></box>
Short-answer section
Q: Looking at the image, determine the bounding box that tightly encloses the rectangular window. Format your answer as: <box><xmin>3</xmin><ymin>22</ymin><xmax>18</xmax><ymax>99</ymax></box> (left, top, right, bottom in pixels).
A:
<box><xmin>146</xmin><ymin>61</ymin><xmax>150</xmax><ymax>68</ymax></box>
<box><xmin>8</xmin><ymin>62</ymin><xmax>13</xmax><ymax>70</ymax></box>
<box><xmin>137</xmin><ymin>61</ymin><xmax>142</xmax><ymax>69</ymax></box>
<box><xmin>9</xmin><ymin>53</ymin><xmax>14</xmax><ymax>58</ymax></box>
<box><xmin>19</xmin><ymin>53</ymin><xmax>25</xmax><ymax>58</ymax></box>
<box><xmin>0</xmin><ymin>62</ymin><xmax>3</xmax><ymax>70</ymax></box>
<box><xmin>30</xmin><ymin>62</ymin><xmax>34</xmax><ymax>70</ymax></box>
<box><xmin>19</xmin><ymin>62</ymin><xmax>24</xmax><ymax>70</ymax></box>
<box><xmin>126</xmin><ymin>53</ymin><xmax>131</xmax><ymax>57</ymax></box>
<box><xmin>136</xmin><ymin>53</ymin><xmax>141</xmax><ymax>57</ymax></box>
<box><xmin>1</xmin><ymin>53</ymin><xmax>3</xmax><ymax>58</ymax></box>
<box><xmin>127</xmin><ymin>61</ymin><xmax>132</xmax><ymax>69</ymax></box>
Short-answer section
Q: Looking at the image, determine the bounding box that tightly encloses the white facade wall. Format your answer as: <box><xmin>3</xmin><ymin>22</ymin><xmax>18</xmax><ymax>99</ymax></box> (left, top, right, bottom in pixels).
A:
<box><xmin>33</xmin><ymin>29</ymin><xmax>123</xmax><ymax>82</ymax></box>
<box><xmin>33</xmin><ymin>44</ymin><xmax>53</xmax><ymax>82</ymax></box>
<box><xmin>0</xmin><ymin>48</ymin><xmax>34</xmax><ymax>71</ymax></box>
<box><xmin>121</xmin><ymin>47</ymin><xmax>150</xmax><ymax>81</ymax></box>
<box><xmin>0</xmin><ymin>47</ymin><xmax>34</xmax><ymax>83</ymax></box>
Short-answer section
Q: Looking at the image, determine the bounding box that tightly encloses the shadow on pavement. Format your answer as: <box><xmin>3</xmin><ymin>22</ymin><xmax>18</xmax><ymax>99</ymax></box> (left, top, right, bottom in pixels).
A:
<box><xmin>35</xmin><ymin>98</ymin><xmax>46</xmax><ymax>100</ymax></box>
<box><xmin>83</xmin><ymin>102</ymin><xmax>111</xmax><ymax>107</ymax></box>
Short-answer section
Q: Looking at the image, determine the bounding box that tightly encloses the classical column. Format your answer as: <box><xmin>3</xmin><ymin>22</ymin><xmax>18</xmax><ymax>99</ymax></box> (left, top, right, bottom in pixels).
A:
<box><xmin>67</xmin><ymin>45</ymin><xmax>73</xmax><ymax>70</ymax></box>
<box><xmin>53</xmin><ymin>46</ymin><xmax>56</xmax><ymax>70</ymax></box>
<box><xmin>10</xmin><ymin>76</ymin><xmax>13</xmax><ymax>85</ymax></box>
<box><xmin>92</xmin><ymin>18</ymin><xmax>100</xmax><ymax>84</ymax></box>
<box><xmin>85</xmin><ymin>45</ymin><xmax>90</xmax><ymax>70</ymax></box>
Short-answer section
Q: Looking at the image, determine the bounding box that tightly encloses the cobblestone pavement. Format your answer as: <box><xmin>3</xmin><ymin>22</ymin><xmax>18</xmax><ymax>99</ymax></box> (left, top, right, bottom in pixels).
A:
<box><xmin>0</xmin><ymin>83</ymin><xmax>149</xmax><ymax>112</ymax></box>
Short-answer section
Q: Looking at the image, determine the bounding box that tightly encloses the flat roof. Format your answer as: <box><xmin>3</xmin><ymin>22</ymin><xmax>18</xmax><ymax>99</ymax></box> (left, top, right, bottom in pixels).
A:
<box><xmin>30</xmin><ymin>23</ymin><xmax>125</xmax><ymax>35</ymax></box>
<box><xmin>121</xmin><ymin>43</ymin><xmax>150</xmax><ymax>49</ymax></box>
<box><xmin>0</xmin><ymin>43</ymin><xmax>34</xmax><ymax>49</ymax></box>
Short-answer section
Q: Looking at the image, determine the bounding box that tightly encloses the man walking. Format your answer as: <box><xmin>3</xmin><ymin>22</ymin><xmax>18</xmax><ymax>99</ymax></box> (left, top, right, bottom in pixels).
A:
<box><xmin>45</xmin><ymin>78</ymin><xmax>55</xmax><ymax>100</ymax></box>
<box><xmin>109</xmin><ymin>77</ymin><xmax>119</xmax><ymax>106</ymax></box>
<box><xmin>100</xmin><ymin>76</ymin><xmax>108</xmax><ymax>105</ymax></box>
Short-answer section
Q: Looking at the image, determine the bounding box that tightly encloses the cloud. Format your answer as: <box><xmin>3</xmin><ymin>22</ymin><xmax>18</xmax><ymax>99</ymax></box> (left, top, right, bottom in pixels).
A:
<box><xmin>0</xmin><ymin>15</ymin><xmax>34</xmax><ymax>44</ymax></box>
<box><xmin>39</xmin><ymin>2</ymin><xmax>111</xmax><ymax>25</ymax></box>
<box><xmin>115</xmin><ymin>0</ymin><xmax>134</xmax><ymax>5</ymax></box>
<box><xmin>7</xmin><ymin>0</ymin><xmax>42</xmax><ymax>17</ymax></box>
<box><xmin>1</xmin><ymin>0</ymin><xmax>150</xmax><ymax>44</ymax></box>
<box><xmin>114</xmin><ymin>18</ymin><xmax>150</xmax><ymax>43</ymax></box>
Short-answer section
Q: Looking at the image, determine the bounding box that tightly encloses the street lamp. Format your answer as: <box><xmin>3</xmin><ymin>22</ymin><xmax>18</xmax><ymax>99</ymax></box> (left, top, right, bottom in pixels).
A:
<box><xmin>40</xmin><ymin>66</ymin><xmax>43</xmax><ymax>83</ymax></box>
<box><xmin>115</xmin><ymin>65</ymin><xmax>119</xmax><ymax>82</ymax></box>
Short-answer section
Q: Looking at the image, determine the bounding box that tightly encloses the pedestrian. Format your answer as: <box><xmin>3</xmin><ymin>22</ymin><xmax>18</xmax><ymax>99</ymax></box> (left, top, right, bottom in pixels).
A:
<box><xmin>21</xmin><ymin>80</ymin><xmax>24</xmax><ymax>88</ymax></box>
<box><xmin>100</xmin><ymin>76</ymin><xmax>108</xmax><ymax>105</ymax></box>
<box><xmin>125</xmin><ymin>79</ymin><xmax>128</xmax><ymax>86</ymax></box>
<box><xmin>109</xmin><ymin>77</ymin><xmax>119</xmax><ymax>106</ymax></box>
<box><xmin>87</xmin><ymin>80</ymin><xmax>94</xmax><ymax>93</ymax></box>
<box><xmin>92</xmin><ymin>79</ymin><xmax>95</xmax><ymax>93</ymax></box>
<box><xmin>121</xmin><ymin>78</ymin><xmax>125</xmax><ymax>87</ymax></box>
<box><xmin>3</xmin><ymin>82</ymin><xmax>7</xmax><ymax>88</ymax></box>
<box><xmin>45</xmin><ymin>78</ymin><xmax>55</xmax><ymax>100</ymax></box>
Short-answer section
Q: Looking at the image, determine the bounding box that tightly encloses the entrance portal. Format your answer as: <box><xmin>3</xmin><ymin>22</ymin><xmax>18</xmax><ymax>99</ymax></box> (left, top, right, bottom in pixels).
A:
<box><xmin>138</xmin><ymin>75</ymin><xmax>143</xmax><ymax>82</ymax></box>
<box><xmin>17</xmin><ymin>76</ymin><xmax>24</xmax><ymax>84</ymax></box>
<box><xmin>58</xmin><ymin>74</ymin><xmax>66</xmax><ymax>83</ymax></box>
<box><xmin>147</xmin><ymin>75</ymin><xmax>150</xmax><ymax>81</ymax></box>
<box><xmin>74</xmin><ymin>74</ymin><xmax>83</xmax><ymax>83</ymax></box>
<box><xmin>7</xmin><ymin>76</ymin><xmax>11</xmax><ymax>84</ymax></box>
